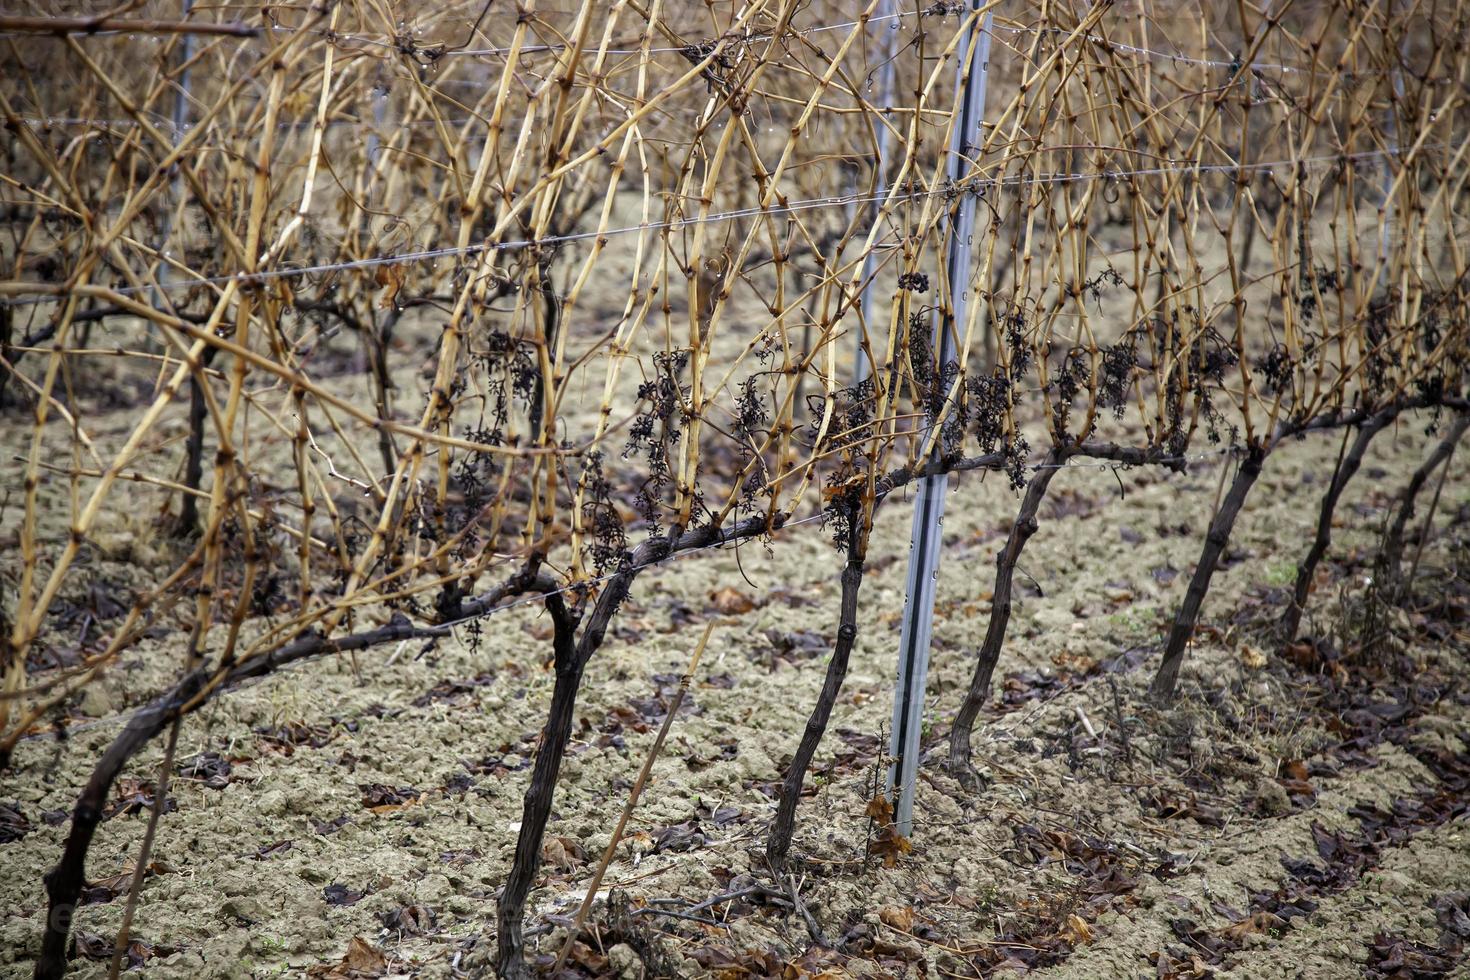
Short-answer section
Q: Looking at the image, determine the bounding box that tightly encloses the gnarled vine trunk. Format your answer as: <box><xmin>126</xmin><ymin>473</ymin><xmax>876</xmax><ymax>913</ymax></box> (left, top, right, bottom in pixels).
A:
<box><xmin>767</xmin><ymin>509</ymin><xmax>867</xmax><ymax>868</ymax></box>
<box><xmin>947</xmin><ymin>451</ymin><xmax>1061</xmax><ymax>776</ymax></box>
<box><xmin>1151</xmin><ymin>447</ymin><xmax>1265</xmax><ymax>701</ymax></box>
<box><xmin>494</xmin><ymin>592</ymin><xmax>580</xmax><ymax>980</ymax></box>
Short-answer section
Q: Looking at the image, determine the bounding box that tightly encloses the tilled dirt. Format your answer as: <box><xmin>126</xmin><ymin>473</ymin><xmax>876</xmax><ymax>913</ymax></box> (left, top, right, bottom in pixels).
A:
<box><xmin>2</xmin><ymin>411</ymin><xmax>1469</xmax><ymax>979</ymax></box>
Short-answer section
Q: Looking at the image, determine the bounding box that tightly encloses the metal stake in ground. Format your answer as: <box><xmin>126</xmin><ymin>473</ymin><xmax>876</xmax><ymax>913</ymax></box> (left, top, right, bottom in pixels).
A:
<box><xmin>887</xmin><ymin>3</ymin><xmax>994</xmax><ymax>838</ymax></box>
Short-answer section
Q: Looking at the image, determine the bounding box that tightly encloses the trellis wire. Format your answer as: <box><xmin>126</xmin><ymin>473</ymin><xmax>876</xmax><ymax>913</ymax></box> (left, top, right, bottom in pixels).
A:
<box><xmin>0</xmin><ymin>142</ymin><xmax>1438</xmax><ymax>312</ymax></box>
<box><xmin>223</xmin><ymin>12</ymin><xmax>1423</xmax><ymax>76</ymax></box>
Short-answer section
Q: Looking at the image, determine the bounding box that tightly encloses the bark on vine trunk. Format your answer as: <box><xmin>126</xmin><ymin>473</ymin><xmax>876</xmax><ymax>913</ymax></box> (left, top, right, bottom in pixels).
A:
<box><xmin>1281</xmin><ymin>408</ymin><xmax>1397</xmax><ymax>641</ymax></box>
<box><xmin>944</xmin><ymin>442</ymin><xmax>1184</xmax><ymax>773</ymax></box>
<box><xmin>368</xmin><ymin>319</ymin><xmax>398</xmax><ymax>478</ymax></box>
<box><xmin>947</xmin><ymin>451</ymin><xmax>1062</xmax><ymax>777</ymax></box>
<box><xmin>767</xmin><ymin>525</ymin><xmax>866</xmax><ymax>869</ymax></box>
<box><xmin>1150</xmin><ymin>447</ymin><xmax>1265</xmax><ymax>701</ymax></box>
<box><xmin>492</xmin><ymin>514</ymin><xmax>784</xmax><ymax>976</ymax></box>
<box><xmin>494</xmin><ymin>592</ymin><xmax>580</xmax><ymax>980</ymax></box>
<box><xmin>35</xmin><ymin>672</ymin><xmax>206</xmax><ymax>980</ymax></box>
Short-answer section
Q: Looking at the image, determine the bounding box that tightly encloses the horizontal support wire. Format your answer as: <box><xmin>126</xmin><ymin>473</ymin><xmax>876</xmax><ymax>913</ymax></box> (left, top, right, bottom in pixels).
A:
<box><xmin>0</xmin><ymin>142</ymin><xmax>1440</xmax><ymax>309</ymax></box>
<box><xmin>2</xmin><ymin>9</ymin><xmax>1433</xmax><ymax>75</ymax></box>
<box><xmin>264</xmin><ymin>14</ymin><xmax>1434</xmax><ymax>77</ymax></box>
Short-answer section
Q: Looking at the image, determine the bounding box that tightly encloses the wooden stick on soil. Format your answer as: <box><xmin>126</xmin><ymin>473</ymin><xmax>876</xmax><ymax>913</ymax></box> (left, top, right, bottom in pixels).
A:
<box><xmin>550</xmin><ymin>619</ymin><xmax>716</xmax><ymax>976</ymax></box>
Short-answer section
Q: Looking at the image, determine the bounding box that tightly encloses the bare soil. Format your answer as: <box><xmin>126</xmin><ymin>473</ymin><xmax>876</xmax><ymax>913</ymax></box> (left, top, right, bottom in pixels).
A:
<box><xmin>3</xmin><ymin>391</ymin><xmax>1469</xmax><ymax>979</ymax></box>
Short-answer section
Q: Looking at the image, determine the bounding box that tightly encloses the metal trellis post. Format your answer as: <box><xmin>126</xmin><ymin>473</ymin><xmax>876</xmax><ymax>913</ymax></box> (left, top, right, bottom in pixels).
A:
<box><xmin>887</xmin><ymin>3</ymin><xmax>993</xmax><ymax>838</ymax></box>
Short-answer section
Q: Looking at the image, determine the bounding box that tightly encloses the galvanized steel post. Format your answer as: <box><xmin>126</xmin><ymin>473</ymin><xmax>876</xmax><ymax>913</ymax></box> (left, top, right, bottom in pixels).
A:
<box><xmin>887</xmin><ymin>2</ymin><xmax>993</xmax><ymax>838</ymax></box>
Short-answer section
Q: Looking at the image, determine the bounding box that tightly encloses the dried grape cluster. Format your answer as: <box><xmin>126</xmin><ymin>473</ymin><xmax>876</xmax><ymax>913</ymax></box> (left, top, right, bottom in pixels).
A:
<box><xmin>625</xmin><ymin>350</ymin><xmax>691</xmax><ymax>532</ymax></box>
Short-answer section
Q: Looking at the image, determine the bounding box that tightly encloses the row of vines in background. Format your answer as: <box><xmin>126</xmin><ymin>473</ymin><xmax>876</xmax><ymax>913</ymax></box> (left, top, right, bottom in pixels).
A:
<box><xmin>1</xmin><ymin>0</ymin><xmax>1469</xmax><ymax>976</ymax></box>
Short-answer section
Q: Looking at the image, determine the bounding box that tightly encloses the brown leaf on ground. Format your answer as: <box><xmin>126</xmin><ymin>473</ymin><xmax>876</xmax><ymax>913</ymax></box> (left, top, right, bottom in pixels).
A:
<box><xmin>1153</xmin><ymin>949</ymin><xmax>1211</xmax><ymax>978</ymax></box>
<box><xmin>382</xmin><ymin>903</ymin><xmax>436</xmax><ymax>935</ymax></box>
<box><xmin>1279</xmin><ymin>759</ymin><xmax>1309</xmax><ymax>781</ymax></box>
<box><xmin>869</xmin><ymin>826</ymin><xmax>913</xmax><ymax>868</ymax></box>
<box><xmin>1051</xmin><ymin>649</ymin><xmax>1098</xmax><ymax>673</ymax></box>
<box><xmin>104</xmin><ymin>778</ymin><xmax>176</xmax><ymax>820</ymax></box>
<box><xmin>541</xmin><ymin>835</ymin><xmax>586</xmax><ymax>870</ymax></box>
<box><xmin>1284</xmin><ymin>641</ymin><xmax>1320</xmax><ymax>670</ymax></box>
<box><xmin>1</xmin><ymin>801</ymin><xmax>32</xmax><ymax>843</ymax></box>
<box><xmin>565</xmin><ymin>941</ymin><xmax>609</xmax><ymax>974</ymax></box>
<box><xmin>879</xmin><ymin>905</ymin><xmax>915</xmax><ymax>931</ymax></box>
<box><xmin>324</xmin><ymin>883</ymin><xmax>365</xmax><ymax>907</ymax></box>
<box><xmin>1218</xmin><ymin>910</ymin><xmax>1287</xmax><ymax>941</ymax></box>
<box><xmin>1366</xmin><ymin>931</ymin><xmax>1455</xmax><ymax>978</ymax></box>
<box><xmin>1060</xmin><ymin>913</ymin><xmax>1095</xmax><ymax>945</ymax></box>
<box><xmin>358</xmin><ymin>783</ymin><xmax>420</xmax><ymax>813</ymax></box>
<box><xmin>255</xmin><ymin>840</ymin><xmax>294</xmax><ymax>860</ymax></box>
<box><xmin>345</xmin><ymin>936</ymin><xmax>387</xmax><ymax>973</ymax></box>
<box><xmin>307</xmin><ymin>935</ymin><xmax>388</xmax><ymax>978</ymax></box>
<box><xmin>691</xmin><ymin>945</ymin><xmax>785</xmax><ymax>978</ymax></box>
<box><xmin>1141</xmin><ymin>788</ymin><xmax>1225</xmax><ymax>827</ymax></box>
<box><xmin>1278</xmin><ymin>777</ymin><xmax>1316</xmax><ymax>801</ymax></box>
<box><xmin>783</xmin><ymin>945</ymin><xmax>849</xmax><ymax>978</ymax></box>
<box><xmin>708</xmin><ymin>586</ymin><xmax>758</xmax><ymax>614</ymax></box>
<box><xmin>86</xmin><ymin>861</ymin><xmax>173</xmax><ymax>901</ymax></box>
<box><xmin>71</xmin><ymin>932</ymin><xmax>112</xmax><ymax>960</ymax></box>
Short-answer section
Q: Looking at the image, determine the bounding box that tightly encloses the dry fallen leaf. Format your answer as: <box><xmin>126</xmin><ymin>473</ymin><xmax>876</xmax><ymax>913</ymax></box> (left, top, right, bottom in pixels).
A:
<box><xmin>541</xmin><ymin>835</ymin><xmax>585</xmax><ymax>870</ymax></box>
<box><xmin>708</xmin><ymin>587</ymin><xmax>757</xmax><ymax>614</ymax></box>
<box><xmin>1284</xmin><ymin>641</ymin><xmax>1319</xmax><ymax>670</ymax></box>
<box><xmin>1051</xmin><ymin>649</ymin><xmax>1098</xmax><ymax>673</ymax></box>
<box><xmin>1240</xmin><ymin>644</ymin><xmax>1268</xmax><ymax>669</ymax></box>
<box><xmin>88</xmin><ymin>860</ymin><xmax>172</xmax><ymax>895</ymax></box>
<box><xmin>308</xmin><ymin>936</ymin><xmax>388</xmax><ymax>978</ymax></box>
<box><xmin>345</xmin><ymin>935</ymin><xmax>387</xmax><ymax>972</ymax></box>
<box><xmin>542</xmin><ymin>837</ymin><xmax>570</xmax><ymax>870</ymax></box>
<box><xmin>879</xmin><ymin>905</ymin><xmax>915</xmax><ymax>931</ymax></box>
<box><xmin>1060</xmin><ymin>913</ymin><xmax>1095</xmax><ymax>945</ymax></box>
<box><xmin>1218</xmin><ymin>910</ymin><xmax>1287</xmax><ymax>941</ymax></box>
<box><xmin>1279</xmin><ymin>759</ymin><xmax>1309</xmax><ymax>781</ymax></box>
<box><xmin>624</xmin><ymin>830</ymin><xmax>655</xmax><ymax>859</ymax></box>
